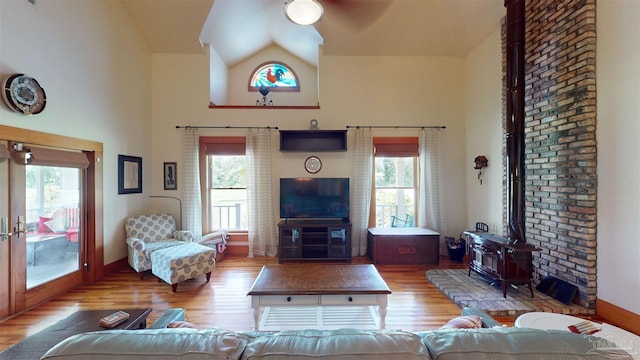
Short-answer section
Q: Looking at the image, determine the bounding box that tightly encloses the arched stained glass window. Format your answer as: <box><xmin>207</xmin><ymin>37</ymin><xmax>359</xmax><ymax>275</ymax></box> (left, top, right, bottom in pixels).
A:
<box><xmin>248</xmin><ymin>61</ymin><xmax>300</xmax><ymax>92</ymax></box>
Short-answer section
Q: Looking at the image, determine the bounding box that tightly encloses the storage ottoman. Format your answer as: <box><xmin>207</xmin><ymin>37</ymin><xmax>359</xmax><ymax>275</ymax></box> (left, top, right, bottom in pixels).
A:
<box><xmin>151</xmin><ymin>243</ymin><xmax>215</xmax><ymax>292</ymax></box>
<box><xmin>367</xmin><ymin>227</ymin><xmax>440</xmax><ymax>265</ymax></box>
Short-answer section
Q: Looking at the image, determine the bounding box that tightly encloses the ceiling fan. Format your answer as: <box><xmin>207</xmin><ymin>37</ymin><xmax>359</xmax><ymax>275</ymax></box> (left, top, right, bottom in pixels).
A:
<box><xmin>285</xmin><ymin>0</ymin><xmax>392</xmax><ymax>30</ymax></box>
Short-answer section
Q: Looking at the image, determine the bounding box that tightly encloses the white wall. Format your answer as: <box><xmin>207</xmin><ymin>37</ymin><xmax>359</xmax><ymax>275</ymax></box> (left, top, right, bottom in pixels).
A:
<box><xmin>209</xmin><ymin>46</ymin><xmax>228</xmax><ymax>106</ymax></box>
<box><xmin>0</xmin><ymin>0</ymin><xmax>153</xmax><ymax>265</ymax></box>
<box><xmin>463</xmin><ymin>29</ymin><xmax>503</xmax><ymax>233</ymax></box>
<box><xmin>151</xmin><ymin>52</ymin><xmax>469</xmax><ymax>241</ymax></box>
<box><xmin>596</xmin><ymin>0</ymin><xmax>640</xmax><ymax>315</ymax></box>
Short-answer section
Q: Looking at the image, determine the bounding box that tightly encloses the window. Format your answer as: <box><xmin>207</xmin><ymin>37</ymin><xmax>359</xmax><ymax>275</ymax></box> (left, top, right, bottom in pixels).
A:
<box><xmin>201</xmin><ymin>137</ymin><xmax>247</xmax><ymax>231</ymax></box>
<box><xmin>373</xmin><ymin>137</ymin><xmax>418</xmax><ymax>227</ymax></box>
<box><xmin>248</xmin><ymin>61</ymin><xmax>300</xmax><ymax>92</ymax></box>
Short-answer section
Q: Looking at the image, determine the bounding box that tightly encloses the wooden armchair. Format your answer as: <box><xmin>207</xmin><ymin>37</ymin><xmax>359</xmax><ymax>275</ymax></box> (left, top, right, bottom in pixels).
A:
<box><xmin>391</xmin><ymin>213</ymin><xmax>414</xmax><ymax>227</ymax></box>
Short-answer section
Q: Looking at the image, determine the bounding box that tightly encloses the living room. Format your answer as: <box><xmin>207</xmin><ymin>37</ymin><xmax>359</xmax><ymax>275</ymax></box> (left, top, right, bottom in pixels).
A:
<box><xmin>0</xmin><ymin>0</ymin><xmax>638</xmax><ymax>353</ymax></box>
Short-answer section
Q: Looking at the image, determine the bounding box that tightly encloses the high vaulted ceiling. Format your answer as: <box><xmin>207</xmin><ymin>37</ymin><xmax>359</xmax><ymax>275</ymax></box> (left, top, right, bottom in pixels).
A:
<box><xmin>122</xmin><ymin>0</ymin><xmax>505</xmax><ymax>67</ymax></box>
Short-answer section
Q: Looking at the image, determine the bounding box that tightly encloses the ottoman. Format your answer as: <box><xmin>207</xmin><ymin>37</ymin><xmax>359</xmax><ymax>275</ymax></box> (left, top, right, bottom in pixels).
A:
<box><xmin>151</xmin><ymin>242</ymin><xmax>216</xmax><ymax>292</ymax></box>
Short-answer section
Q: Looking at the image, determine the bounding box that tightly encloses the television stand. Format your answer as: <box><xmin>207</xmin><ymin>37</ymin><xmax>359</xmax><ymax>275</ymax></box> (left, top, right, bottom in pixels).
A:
<box><xmin>278</xmin><ymin>220</ymin><xmax>351</xmax><ymax>263</ymax></box>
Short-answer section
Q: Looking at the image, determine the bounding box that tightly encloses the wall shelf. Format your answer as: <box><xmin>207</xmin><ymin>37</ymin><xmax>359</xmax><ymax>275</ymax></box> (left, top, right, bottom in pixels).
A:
<box><xmin>280</xmin><ymin>130</ymin><xmax>347</xmax><ymax>152</ymax></box>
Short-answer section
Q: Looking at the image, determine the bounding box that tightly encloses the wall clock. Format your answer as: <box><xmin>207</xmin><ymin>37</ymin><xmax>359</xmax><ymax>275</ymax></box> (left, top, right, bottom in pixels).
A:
<box><xmin>305</xmin><ymin>156</ymin><xmax>322</xmax><ymax>174</ymax></box>
<box><xmin>2</xmin><ymin>73</ymin><xmax>47</xmax><ymax>115</ymax></box>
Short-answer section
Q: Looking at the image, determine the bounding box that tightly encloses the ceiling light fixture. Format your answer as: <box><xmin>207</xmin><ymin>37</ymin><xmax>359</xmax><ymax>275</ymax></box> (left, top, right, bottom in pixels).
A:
<box><xmin>284</xmin><ymin>0</ymin><xmax>324</xmax><ymax>26</ymax></box>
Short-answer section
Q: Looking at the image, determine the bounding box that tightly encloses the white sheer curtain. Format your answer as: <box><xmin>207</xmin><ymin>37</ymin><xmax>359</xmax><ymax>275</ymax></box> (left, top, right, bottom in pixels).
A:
<box><xmin>351</xmin><ymin>128</ymin><xmax>373</xmax><ymax>256</ymax></box>
<box><xmin>182</xmin><ymin>127</ymin><xmax>202</xmax><ymax>237</ymax></box>
<box><xmin>246</xmin><ymin>128</ymin><xmax>278</xmax><ymax>257</ymax></box>
<box><xmin>418</xmin><ymin>128</ymin><xmax>445</xmax><ymax>254</ymax></box>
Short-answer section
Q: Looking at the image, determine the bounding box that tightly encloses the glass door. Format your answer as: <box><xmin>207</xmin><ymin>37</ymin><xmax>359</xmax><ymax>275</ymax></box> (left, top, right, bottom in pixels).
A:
<box><xmin>25</xmin><ymin>165</ymin><xmax>82</xmax><ymax>289</ymax></box>
<box><xmin>3</xmin><ymin>142</ymin><xmax>87</xmax><ymax>311</ymax></box>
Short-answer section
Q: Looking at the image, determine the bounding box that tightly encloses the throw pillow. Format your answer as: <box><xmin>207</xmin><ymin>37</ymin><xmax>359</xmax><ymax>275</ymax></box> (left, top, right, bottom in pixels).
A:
<box><xmin>440</xmin><ymin>315</ymin><xmax>483</xmax><ymax>329</ymax></box>
<box><xmin>45</xmin><ymin>216</ymin><xmax>66</xmax><ymax>233</ymax></box>
<box><xmin>38</xmin><ymin>216</ymin><xmax>52</xmax><ymax>233</ymax></box>
<box><xmin>167</xmin><ymin>321</ymin><xmax>198</xmax><ymax>329</ymax></box>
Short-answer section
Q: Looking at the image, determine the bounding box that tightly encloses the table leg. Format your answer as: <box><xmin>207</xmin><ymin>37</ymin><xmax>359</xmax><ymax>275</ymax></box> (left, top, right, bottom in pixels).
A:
<box><xmin>378</xmin><ymin>295</ymin><xmax>388</xmax><ymax>329</ymax></box>
<box><xmin>251</xmin><ymin>297</ymin><xmax>260</xmax><ymax>330</ymax></box>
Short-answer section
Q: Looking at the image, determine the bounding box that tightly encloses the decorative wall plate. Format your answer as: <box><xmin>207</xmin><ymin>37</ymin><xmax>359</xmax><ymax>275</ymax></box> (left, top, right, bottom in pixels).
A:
<box><xmin>2</xmin><ymin>73</ymin><xmax>47</xmax><ymax>115</ymax></box>
<box><xmin>305</xmin><ymin>156</ymin><xmax>322</xmax><ymax>174</ymax></box>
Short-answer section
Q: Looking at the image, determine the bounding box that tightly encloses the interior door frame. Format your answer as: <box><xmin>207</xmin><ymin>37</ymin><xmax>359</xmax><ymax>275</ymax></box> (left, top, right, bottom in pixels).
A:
<box><xmin>0</xmin><ymin>125</ymin><xmax>103</xmax><ymax>316</ymax></box>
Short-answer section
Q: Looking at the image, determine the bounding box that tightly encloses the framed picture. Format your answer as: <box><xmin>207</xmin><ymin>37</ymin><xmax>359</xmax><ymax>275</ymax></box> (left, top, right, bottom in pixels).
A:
<box><xmin>118</xmin><ymin>155</ymin><xmax>142</xmax><ymax>194</ymax></box>
<box><xmin>164</xmin><ymin>162</ymin><xmax>177</xmax><ymax>190</ymax></box>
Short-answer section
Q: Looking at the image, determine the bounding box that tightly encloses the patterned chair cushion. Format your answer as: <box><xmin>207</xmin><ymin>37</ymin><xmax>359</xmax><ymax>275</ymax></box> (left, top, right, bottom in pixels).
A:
<box><xmin>125</xmin><ymin>214</ymin><xmax>176</xmax><ymax>243</ymax></box>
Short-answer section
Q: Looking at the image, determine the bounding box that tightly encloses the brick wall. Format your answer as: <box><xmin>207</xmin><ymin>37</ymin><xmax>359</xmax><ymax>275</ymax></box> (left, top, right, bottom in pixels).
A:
<box><xmin>503</xmin><ymin>0</ymin><xmax>597</xmax><ymax>310</ymax></box>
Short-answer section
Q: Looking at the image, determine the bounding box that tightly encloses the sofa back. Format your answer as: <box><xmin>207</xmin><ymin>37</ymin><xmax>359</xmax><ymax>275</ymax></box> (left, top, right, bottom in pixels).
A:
<box><xmin>243</xmin><ymin>328</ymin><xmax>429</xmax><ymax>360</ymax></box>
<box><xmin>39</xmin><ymin>327</ymin><xmax>634</xmax><ymax>360</ymax></box>
<box><xmin>41</xmin><ymin>328</ymin><xmax>430</xmax><ymax>360</ymax></box>
<box><xmin>125</xmin><ymin>214</ymin><xmax>176</xmax><ymax>243</ymax></box>
<box><xmin>41</xmin><ymin>328</ymin><xmax>247</xmax><ymax>360</ymax></box>
<box><xmin>419</xmin><ymin>327</ymin><xmax>632</xmax><ymax>359</ymax></box>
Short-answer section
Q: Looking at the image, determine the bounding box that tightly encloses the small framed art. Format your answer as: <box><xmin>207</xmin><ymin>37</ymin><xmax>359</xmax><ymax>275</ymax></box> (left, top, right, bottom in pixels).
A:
<box><xmin>118</xmin><ymin>155</ymin><xmax>142</xmax><ymax>194</ymax></box>
<box><xmin>164</xmin><ymin>162</ymin><xmax>177</xmax><ymax>190</ymax></box>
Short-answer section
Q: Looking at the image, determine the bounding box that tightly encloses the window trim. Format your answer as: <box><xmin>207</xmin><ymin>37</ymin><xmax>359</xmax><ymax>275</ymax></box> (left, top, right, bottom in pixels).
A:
<box><xmin>199</xmin><ymin>137</ymin><xmax>247</xmax><ymax>233</ymax></box>
<box><xmin>370</xmin><ymin>137</ymin><xmax>419</xmax><ymax>227</ymax></box>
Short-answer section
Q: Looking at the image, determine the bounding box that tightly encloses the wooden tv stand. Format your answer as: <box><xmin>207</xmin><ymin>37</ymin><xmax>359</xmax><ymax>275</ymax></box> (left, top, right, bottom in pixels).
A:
<box><xmin>278</xmin><ymin>220</ymin><xmax>351</xmax><ymax>263</ymax></box>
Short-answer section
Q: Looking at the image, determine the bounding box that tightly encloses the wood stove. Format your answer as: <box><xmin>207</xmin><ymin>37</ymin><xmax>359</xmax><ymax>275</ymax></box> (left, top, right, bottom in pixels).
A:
<box><xmin>466</xmin><ymin>0</ymin><xmax>539</xmax><ymax>298</ymax></box>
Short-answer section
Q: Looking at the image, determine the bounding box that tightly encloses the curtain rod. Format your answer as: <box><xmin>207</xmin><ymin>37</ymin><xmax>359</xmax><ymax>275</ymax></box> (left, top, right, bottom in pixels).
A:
<box><xmin>346</xmin><ymin>125</ymin><xmax>446</xmax><ymax>129</ymax></box>
<box><xmin>175</xmin><ymin>125</ymin><xmax>278</xmax><ymax>130</ymax></box>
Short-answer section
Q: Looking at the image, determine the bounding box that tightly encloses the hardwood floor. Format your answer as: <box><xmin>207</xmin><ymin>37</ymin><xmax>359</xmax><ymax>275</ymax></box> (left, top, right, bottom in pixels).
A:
<box><xmin>0</xmin><ymin>255</ymin><xmax>516</xmax><ymax>351</ymax></box>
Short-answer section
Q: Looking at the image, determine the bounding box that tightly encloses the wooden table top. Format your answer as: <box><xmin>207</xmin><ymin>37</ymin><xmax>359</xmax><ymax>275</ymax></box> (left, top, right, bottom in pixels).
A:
<box><xmin>247</xmin><ymin>264</ymin><xmax>391</xmax><ymax>296</ymax></box>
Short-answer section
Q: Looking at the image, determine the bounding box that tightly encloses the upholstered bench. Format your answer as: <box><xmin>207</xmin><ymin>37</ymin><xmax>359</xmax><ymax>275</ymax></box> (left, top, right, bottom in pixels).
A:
<box><xmin>151</xmin><ymin>243</ymin><xmax>215</xmax><ymax>292</ymax></box>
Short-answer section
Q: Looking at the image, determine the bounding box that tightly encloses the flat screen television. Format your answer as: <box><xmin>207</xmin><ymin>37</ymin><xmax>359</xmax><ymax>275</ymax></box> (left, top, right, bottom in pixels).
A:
<box><xmin>280</xmin><ymin>178</ymin><xmax>349</xmax><ymax>221</ymax></box>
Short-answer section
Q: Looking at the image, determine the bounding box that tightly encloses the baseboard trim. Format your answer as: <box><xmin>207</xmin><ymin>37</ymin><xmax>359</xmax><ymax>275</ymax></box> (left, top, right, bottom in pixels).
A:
<box><xmin>596</xmin><ymin>298</ymin><xmax>640</xmax><ymax>335</ymax></box>
<box><xmin>103</xmin><ymin>257</ymin><xmax>130</xmax><ymax>276</ymax></box>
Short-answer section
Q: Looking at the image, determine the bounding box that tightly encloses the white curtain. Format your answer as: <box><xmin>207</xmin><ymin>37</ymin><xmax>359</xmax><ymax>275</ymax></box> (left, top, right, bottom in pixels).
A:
<box><xmin>418</xmin><ymin>128</ymin><xmax>445</xmax><ymax>254</ymax></box>
<box><xmin>182</xmin><ymin>127</ymin><xmax>202</xmax><ymax>237</ymax></box>
<box><xmin>351</xmin><ymin>128</ymin><xmax>373</xmax><ymax>256</ymax></box>
<box><xmin>246</xmin><ymin>128</ymin><xmax>278</xmax><ymax>257</ymax></box>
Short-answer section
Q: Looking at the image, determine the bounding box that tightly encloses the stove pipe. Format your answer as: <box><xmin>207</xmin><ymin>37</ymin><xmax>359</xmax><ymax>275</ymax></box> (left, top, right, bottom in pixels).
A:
<box><xmin>504</xmin><ymin>0</ymin><xmax>526</xmax><ymax>243</ymax></box>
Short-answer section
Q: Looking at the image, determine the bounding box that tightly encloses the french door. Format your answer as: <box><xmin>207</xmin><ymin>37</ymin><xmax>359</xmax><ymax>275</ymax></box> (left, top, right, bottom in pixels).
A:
<box><xmin>0</xmin><ymin>140</ymin><xmax>87</xmax><ymax>312</ymax></box>
<box><xmin>0</xmin><ymin>126</ymin><xmax>103</xmax><ymax>319</ymax></box>
<box><xmin>0</xmin><ymin>140</ymin><xmax>10</xmax><ymax>319</ymax></box>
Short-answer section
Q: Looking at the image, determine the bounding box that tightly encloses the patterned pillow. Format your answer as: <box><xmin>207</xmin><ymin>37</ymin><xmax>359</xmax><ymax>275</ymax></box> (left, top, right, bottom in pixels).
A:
<box><xmin>45</xmin><ymin>216</ymin><xmax>66</xmax><ymax>233</ymax></box>
<box><xmin>38</xmin><ymin>216</ymin><xmax>53</xmax><ymax>233</ymax></box>
<box><xmin>440</xmin><ymin>315</ymin><xmax>483</xmax><ymax>329</ymax></box>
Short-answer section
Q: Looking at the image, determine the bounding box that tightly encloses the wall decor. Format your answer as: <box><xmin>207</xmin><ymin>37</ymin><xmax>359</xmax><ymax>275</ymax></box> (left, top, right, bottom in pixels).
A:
<box><xmin>304</xmin><ymin>156</ymin><xmax>322</xmax><ymax>174</ymax></box>
<box><xmin>164</xmin><ymin>162</ymin><xmax>177</xmax><ymax>190</ymax></box>
<box><xmin>2</xmin><ymin>73</ymin><xmax>47</xmax><ymax>115</ymax></box>
<box><xmin>118</xmin><ymin>155</ymin><xmax>142</xmax><ymax>194</ymax></box>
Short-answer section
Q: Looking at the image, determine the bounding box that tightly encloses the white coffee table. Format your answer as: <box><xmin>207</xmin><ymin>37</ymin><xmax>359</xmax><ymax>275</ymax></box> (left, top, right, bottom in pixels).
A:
<box><xmin>247</xmin><ymin>264</ymin><xmax>391</xmax><ymax>331</ymax></box>
<box><xmin>515</xmin><ymin>312</ymin><xmax>640</xmax><ymax>359</ymax></box>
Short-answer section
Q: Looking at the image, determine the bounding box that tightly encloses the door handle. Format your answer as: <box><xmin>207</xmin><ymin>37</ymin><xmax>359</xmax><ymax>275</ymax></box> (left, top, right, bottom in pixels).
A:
<box><xmin>0</xmin><ymin>217</ymin><xmax>12</xmax><ymax>241</ymax></box>
<box><xmin>12</xmin><ymin>215</ymin><xmax>26</xmax><ymax>238</ymax></box>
